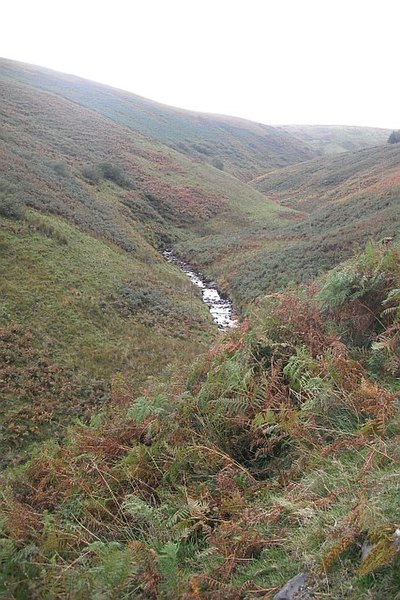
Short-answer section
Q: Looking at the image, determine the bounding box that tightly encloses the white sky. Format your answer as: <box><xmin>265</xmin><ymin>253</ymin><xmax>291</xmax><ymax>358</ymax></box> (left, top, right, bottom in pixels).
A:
<box><xmin>2</xmin><ymin>0</ymin><xmax>398</xmax><ymax>128</ymax></box>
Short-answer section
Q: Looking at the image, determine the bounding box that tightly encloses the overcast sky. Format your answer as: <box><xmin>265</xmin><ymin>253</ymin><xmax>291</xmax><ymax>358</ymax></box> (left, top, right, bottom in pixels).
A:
<box><xmin>2</xmin><ymin>0</ymin><xmax>398</xmax><ymax>128</ymax></box>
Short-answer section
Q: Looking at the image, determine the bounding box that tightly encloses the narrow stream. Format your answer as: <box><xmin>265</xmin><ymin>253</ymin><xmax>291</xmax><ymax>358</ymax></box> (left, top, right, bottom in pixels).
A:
<box><xmin>163</xmin><ymin>250</ymin><xmax>238</xmax><ymax>330</ymax></box>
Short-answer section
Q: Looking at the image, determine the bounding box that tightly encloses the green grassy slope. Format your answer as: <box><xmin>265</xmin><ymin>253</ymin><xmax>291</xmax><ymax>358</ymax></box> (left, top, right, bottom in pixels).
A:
<box><xmin>1</xmin><ymin>242</ymin><xmax>399</xmax><ymax>599</ymax></box>
<box><xmin>225</xmin><ymin>145</ymin><xmax>400</xmax><ymax>302</ymax></box>
<box><xmin>0</xmin><ymin>208</ymin><xmax>215</xmax><ymax>466</ymax></box>
<box><xmin>252</xmin><ymin>143</ymin><xmax>400</xmax><ymax>212</ymax></box>
<box><xmin>0</xmin><ymin>71</ymin><xmax>300</xmax><ymax>306</ymax></box>
<box><xmin>0</xmin><ymin>57</ymin><xmax>316</xmax><ymax>181</ymax></box>
<box><xmin>280</xmin><ymin>124</ymin><xmax>390</xmax><ymax>155</ymax></box>
<box><xmin>2</xmin><ymin>59</ymin><xmax>399</xmax><ymax>467</ymax></box>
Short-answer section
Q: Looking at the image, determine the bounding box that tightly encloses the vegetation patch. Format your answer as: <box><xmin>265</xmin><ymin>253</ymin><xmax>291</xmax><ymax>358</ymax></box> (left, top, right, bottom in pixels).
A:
<box><xmin>82</xmin><ymin>161</ymin><xmax>134</xmax><ymax>189</ymax></box>
<box><xmin>1</xmin><ymin>244</ymin><xmax>399</xmax><ymax>598</ymax></box>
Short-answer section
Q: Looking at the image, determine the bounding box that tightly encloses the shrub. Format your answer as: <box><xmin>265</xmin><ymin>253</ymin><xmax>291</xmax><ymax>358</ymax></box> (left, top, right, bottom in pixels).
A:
<box><xmin>111</xmin><ymin>285</ymin><xmax>172</xmax><ymax>317</ymax></box>
<box><xmin>318</xmin><ymin>242</ymin><xmax>400</xmax><ymax>346</ymax></box>
<box><xmin>0</xmin><ymin>180</ymin><xmax>24</xmax><ymax>220</ymax></box>
<box><xmin>51</xmin><ymin>161</ymin><xmax>69</xmax><ymax>177</ymax></box>
<box><xmin>388</xmin><ymin>130</ymin><xmax>400</xmax><ymax>144</ymax></box>
<box><xmin>82</xmin><ymin>165</ymin><xmax>102</xmax><ymax>185</ymax></box>
<box><xmin>0</xmin><ymin>197</ymin><xmax>24</xmax><ymax>220</ymax></box>
<box><xmin>211</xmin><ymin>158</ymin><xmax>224</xmax><ymax>171</ymax></box>
<box><xmin>98</xmin><ymin>161</ymin><xmax>133</xmax><ymax>189</ymax></box>
<box><xmin>192</xmin><ymin>143</ymin><xmax>212</xmax><ymax>156</ymax></box>
<box><xmin>82</xmin><ymin>162</ymin><xmax>133</xmax><ymax>189</ymax></box>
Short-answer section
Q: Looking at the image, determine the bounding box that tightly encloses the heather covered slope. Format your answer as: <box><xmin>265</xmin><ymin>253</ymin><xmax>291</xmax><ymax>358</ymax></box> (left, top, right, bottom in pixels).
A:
<box><xmin>0</xmin><ymin>72</ymin><xmax>294</xmax><ymax>247</ymax></box>
<box><xmin>222</xmin><ymin>144</ymin><xmax>400</xmax><ymax>302</ymax></box>
<box><xmin>0</xmin><ymin>58</ymin><xmax>316</xmax><ymax>181</ymax></box>
<box><xmin>4</xmin><ymin>59</ymin><xmax>398</xmax><ymax>311</ymax></box>
<box><xmin>252</xmin><ymin>143</ymin><xmax>400</xmax><ymax>213</ymax></box>
<box><xmin>280</xmin><ymin>124</ymin><xmax>390</xmax><ymax>155</ymax></box>
<box><xmin>0</xmin><ymin>71</ymin><xmax>300</xmax><ymax>311</ymax></box>
<box><xmin>2</xmin><ymin>57</ymin><xmax>400</xmax><ymax>472</ymax></box>
<box><xmin>1</xmin><ymin>243</ymin><xmax>399</xmax><ymax>599</ymax></box>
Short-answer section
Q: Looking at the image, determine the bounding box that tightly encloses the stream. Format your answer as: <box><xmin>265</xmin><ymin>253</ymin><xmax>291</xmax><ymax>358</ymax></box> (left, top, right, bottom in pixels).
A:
<box><xmin>163</xmin><ymin>250</ymin><xmax>238</xmax><ymax>330</ymax></box>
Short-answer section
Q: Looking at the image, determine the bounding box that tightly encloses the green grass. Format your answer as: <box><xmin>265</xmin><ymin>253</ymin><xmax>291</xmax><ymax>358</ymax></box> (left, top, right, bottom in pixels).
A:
<box><xmin>1</xmin><ymin>210</ymin><xmax>213</xmax><ymax>374</ymax></box>
<box><xmin>252</xmin><ymin>143</ymin><xmax>400</xmax><ymax>212</ymax></box>
<box><xmin>1</xmin><ymin>57</ymin><xmax>400</xmax><ymax>486</ymax></box>
<box><xmin>0</xmin><ymin>67</ymin><xmax>304</xmax><ymax>312</ymax></box>
<box><xmin>0</xmin><ymin>210</ymin><xmax>215</xmax><ymax>463</ymax></box>
<box><xmin>2</xmin><ymin>59</ymin><xmax>398</xmax><ymax>311</ymax></box>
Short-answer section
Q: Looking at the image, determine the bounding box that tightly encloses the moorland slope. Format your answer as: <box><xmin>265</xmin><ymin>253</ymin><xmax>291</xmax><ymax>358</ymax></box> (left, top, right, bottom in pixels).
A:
<box><xmin>1</xmin><ymin>58</ymin><xmax>400</xmax><ymax>600</ymax></box>
<box><xmin>0</xmin><ymin>63</ymin><xmax>301</xmax><ymax>463</ymax></box>
<box><xmin>0</xmin><ymin>58</ymin><xmax>317</xmax><ymax>181</ymax></box>
<box><xmin>213</xmin><ymin>144</ymin><xmax>400</xmax><ymax>302</ymax></box>
<box><xmin>280</xmin><ymin>124</ymin><xmax>390</xmax><ymax>155</ymax></box>
<box><xmin>1</xmin><ymin>59</ymin><xmax>400</xmax><ymax>462</ymax></box>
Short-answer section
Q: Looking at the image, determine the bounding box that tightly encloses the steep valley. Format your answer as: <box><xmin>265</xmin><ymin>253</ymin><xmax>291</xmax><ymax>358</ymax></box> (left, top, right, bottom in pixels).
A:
<box><xmin>1</xmin><ymin>58</ymin><xmax>400</xmax><ymax>600</ymax></box>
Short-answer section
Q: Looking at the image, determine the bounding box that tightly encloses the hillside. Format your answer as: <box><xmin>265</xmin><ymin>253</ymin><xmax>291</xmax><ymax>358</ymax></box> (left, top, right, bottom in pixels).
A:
<box><xmin>216</xmin><ymin>144</ymin><xmax>400</xmax><ymax>302</ymax></box>
<box><xmin>252</xmin><ymin>144</ymin><xmax>400</xmax><ymax>210</ymax></box>
<box><xmin>1</xmin><ymin>56</ymin><xmax>400</xmax><ymax>600</ymax></box>
<box><xmin>1</xmin><ymin>59</ymin><xmax>400</xmax><ymax>464</ymax></box>
<box><xmin>0</xmin><ymin>206</ymin><xmax>218</xmax><ymax>465</ymax></box>
<box><xmin>280</xmin><ymin>124</ymin><xmax>390</xmax><ymax>155</ymax></box>
<box><xmin>0</xmin><ymin>65</ymin><xmax>301</xmax><ymax>463</ymax></box>
<box><xmin>0</xmin><ymin>70</ymin><xmax>295</xmax><ymax>243</ymax></box>
<box><xmin>2</xmin><ymin>61</ymin><xmax>399</xmax><ymax>308</ymax></box>
<box><xmin>1</xmin><ymin>242</ymin><xmax>399</xmax><ymax>599</ymax></box>
<box><xmin>0</xmin><ymin>68</ymin><xmax>300</xmax><ymax>300</ymax></box>
<box><xmin>0</xmin><ymin>58</ymin><xmax>316</xmax><ymax>181</ymax></box>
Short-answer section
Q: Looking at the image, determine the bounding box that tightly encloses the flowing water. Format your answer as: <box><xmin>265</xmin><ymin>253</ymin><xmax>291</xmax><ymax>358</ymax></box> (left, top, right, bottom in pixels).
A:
<box><xmin>163</xmin><ymin>250</ymin><xmax>238</xmax><ymax>330</ymax></box>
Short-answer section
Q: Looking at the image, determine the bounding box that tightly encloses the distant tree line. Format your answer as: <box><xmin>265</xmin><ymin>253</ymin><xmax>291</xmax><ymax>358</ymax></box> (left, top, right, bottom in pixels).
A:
<box><xmin>387</xmin><ymin>130</ymin><xmax>400</xmax><ymax>144</ymax></box>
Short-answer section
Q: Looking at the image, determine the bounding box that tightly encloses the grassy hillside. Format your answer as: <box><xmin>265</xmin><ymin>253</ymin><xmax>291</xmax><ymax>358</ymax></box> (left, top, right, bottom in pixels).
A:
<box><xmin>220</xmin><ymin>145</ymin><xmax>400</xmax><ymax>302</ymax></box>
<box><xmin>280</xmin><ymin>124</ymin><xmax>390</xmax><ymax>155</ymax></box>
<box><xmin>0</xmin><ymin>58</ymin><xmax>316</xmax><ymax>181</ymax></box>
<box><xmin>0</xmin><ymin>69</ymin><xmax>300</xmax><ymax>306</ymax></box>
<box><xmin>0</xmin><ymin>207</ymin><xmax>215</xmax><ymax>466</ymax></box>
<box><xmin>1</xmin><ymin>242</ymin><xmax>399</xmax><ymax>599</ymax></box>
<box><xmin>0</xmin><ymin>72</ymin><xmax>293</xmax><ymax>243</ymax></box>
<box><xmin>1</xmin><ymin>57</ymin><xmax>400</xmax><ymax>600</ymax></box>
<box><xmin>4</xmin><ymin>59</ymin><xmax>398</xmax><ymax>311</ymax></box>
<box><xmin>252</xmin><ymin>144</ymin><xmax>400</xmax><ymax>212</ymax></box>
<box><xmin>1</xmin><ymin>59</ymin><xmax>399</xmax><ymax>469</ymax></box>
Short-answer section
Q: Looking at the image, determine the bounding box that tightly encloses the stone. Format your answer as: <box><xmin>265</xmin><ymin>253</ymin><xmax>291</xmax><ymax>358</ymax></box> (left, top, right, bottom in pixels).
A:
<box><xmin>274</xmin><ymin>572</ymin><xmax>308</xmax><ymax>600</ymax></box>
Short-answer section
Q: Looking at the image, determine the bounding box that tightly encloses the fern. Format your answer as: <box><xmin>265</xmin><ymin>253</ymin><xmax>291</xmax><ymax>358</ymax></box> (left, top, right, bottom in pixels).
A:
<box><xmin>0</xmin><ymin>537</ymin><xmax>17</xmax><ymax>567</ymax></box>
<box><xmin>128</xmin><ymin>394</ymin><xmax>169</xmax><ymax>425</ymax></box>
<box><xmin>66</xmin><ymin>542</ymin><xmax>139</xmax><ymax>599</ymax></box>
<box><xmin>121</xmin><ymin>495</ymin><xmax>157</xmax><ymax>522</ymax></box>
<box><xmin>157</xmin><ymin>541</ymin><xmax>186</xmax><ymax>598</ymax></box>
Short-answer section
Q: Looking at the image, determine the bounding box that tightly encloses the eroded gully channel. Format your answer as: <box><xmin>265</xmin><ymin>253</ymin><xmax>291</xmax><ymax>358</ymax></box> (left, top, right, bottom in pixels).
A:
<box><xmin>163</xmin><ymin>250</ymin><xmax>238</xmax><ymax>331</ymax></box>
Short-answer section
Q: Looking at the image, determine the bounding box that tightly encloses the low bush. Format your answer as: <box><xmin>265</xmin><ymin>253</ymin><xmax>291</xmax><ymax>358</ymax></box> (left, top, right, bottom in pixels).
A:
<box><xmin>111</xmin><ymin>285</ymin><xmax>172</xmax><ymax>317</ymax></box>
<box><xmin>0</xmin><ymin>179</ymin><xmax>24</xmax><ymax>220</ymax></box>
<box><xmin>82</xmin><ymin>162</ymin><xmax>134</xmax><ymax>189</ymax></box>
<box><xmin>82</xmin><ymin>164</ymin><xmax>102</xmax><ymax>184</ymax></box>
